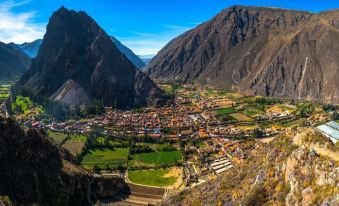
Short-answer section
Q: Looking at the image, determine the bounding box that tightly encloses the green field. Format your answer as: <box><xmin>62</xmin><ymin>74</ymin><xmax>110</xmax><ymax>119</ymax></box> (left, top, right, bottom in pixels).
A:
<box><xmin>242</xmin><ymin>106</ymin><xmax>264</xmax><ymax>117</ymax></box>
<box><xmin>70</xmin><ymin>134</ymin><xmax>88</xmax><ymax>142</ymax></box>
<box><xmin>81</xmin><ymin>148</ymin><xmax>129</xmax><ymax>169</ymax></box>
<box><xmin>48</xmin><ymin>131</ymin><xmax>69</xmax><ymax>144</ymax></box>
<box><xmin>129</xmin><ymin>150</ymin><xmax>182</xmax><ymax>167</ymax></box>
<box><xmin>0</xmin><ymin>93</ymin><xmax>9</xmax><ymax>98</ymax></box>
<box><xmin>158</xmin><ymin>151</ymin><xmax>182</xmax><ymax>165</ymax></box>
<box><xmin>215</xmin><ymin>107</ymin><xmax>235</xmax><ymax>115</ymax></box>
<box><xmin>0</xmin><ymin>85</ymin><xmax>10</xmax><ymax>91</ymax></box>
<box><xmin>61</xmin><ymin>134</ymin><xmax>88</xmax><ymax>156</ymax></box>
<box><xmin>128</xmin><ymin>169</ymin><xmax>177</xmax><ymax>187</ymax></box>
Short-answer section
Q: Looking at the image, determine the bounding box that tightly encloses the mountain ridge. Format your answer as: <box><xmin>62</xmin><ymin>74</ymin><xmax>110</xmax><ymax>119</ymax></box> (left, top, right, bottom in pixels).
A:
<box><xmin>17</xmin><ymin>7</ymin><xmax>168</xmax><ymax>110</ymax></box>
<box><xmin>146</xmin><ymin>6</ymin><xmax>339</xmax><ymax>104</ymax></box>
<box><xmin>0</xmin><ymin>41</ymin><xmax>30</xmax><ymax>82</ymax></box>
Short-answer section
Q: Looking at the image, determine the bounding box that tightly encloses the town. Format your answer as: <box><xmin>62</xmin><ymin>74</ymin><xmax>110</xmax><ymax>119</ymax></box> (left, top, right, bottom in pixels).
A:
<box><xmin>0</xmin><ymin>82</ymin><xmax>338</xmax><ymax>205</ymax></box>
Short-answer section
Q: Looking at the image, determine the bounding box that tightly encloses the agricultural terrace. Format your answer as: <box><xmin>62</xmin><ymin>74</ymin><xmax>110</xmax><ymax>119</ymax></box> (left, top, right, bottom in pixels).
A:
<box><xmin>0</xmin><ymin>85</ymin><xmax>10</xmax><ymax>100</ymax></box>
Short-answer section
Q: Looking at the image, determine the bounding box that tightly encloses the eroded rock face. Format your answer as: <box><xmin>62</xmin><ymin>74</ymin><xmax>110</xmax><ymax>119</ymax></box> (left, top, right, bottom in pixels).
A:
<box><xmin>0</xmin><ymin>117</ymin><xmax>126</xmax><ymax>205</ymax></box>
<box><xmin>18</xmin><ymin>7</ymin><xmax>168</xmax><ymax>109</ymax></box>
<box><xmin>146</xmin><ymin>6</ymin><xmax>339</xmax><ymax>104</ymax></box>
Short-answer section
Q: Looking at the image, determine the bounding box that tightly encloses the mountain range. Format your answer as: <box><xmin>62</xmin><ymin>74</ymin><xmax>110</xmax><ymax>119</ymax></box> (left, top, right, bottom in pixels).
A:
<box><xmin>8</xmin><ymin>38</ymin><xmax>147</xmax><ymax>69</ymax></box>
<box><xmin>17</xmin><ymin>7</ymin><xmax>168</xmax><ymax>110</ymax></box>
<box><xmin>0</xmin><ymin>41</ymin><xmax>30</xmax><ymax>82</ymax></box>
<box><xmin>8</xmin><ymin>39</ymin><xmax>42</xmax><ymax>58</ymax></box>
<box><xmin>146</xmin><ymin>6</ymin><xmax>339</xmax><ymax>104</ymax></box>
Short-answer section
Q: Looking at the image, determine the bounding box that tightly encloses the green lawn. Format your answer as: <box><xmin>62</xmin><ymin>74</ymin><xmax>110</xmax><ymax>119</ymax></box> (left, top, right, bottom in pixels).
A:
<box><xmin>81</xmin><ymin>148</ymin><xmax>129</xmax><ymax>169</ymax></box>
<box><xmin>215</xmin><ymin>107</ymin><xmax>235</xmax><ymax>115</ymax></box>
<box><xmin>128</xmin><ymin>169</ymin><xmax>176</xmax><ymax>187</ymax></box>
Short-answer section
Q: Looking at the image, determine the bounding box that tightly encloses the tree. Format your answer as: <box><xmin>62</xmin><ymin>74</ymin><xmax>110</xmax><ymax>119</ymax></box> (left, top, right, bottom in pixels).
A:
<box><xmin>332</xmin><ymin>111</ymin><xmax>339</xmax><ymax>121</ymax></box>
<box><xmin>93</xmin><ymin>164</ymin><xmax>101</xmax><ymax>174</ymax></box>
<box><xmin>253</xmin><ymin>128</ymin><xmax>264</xmax><ymax>138</ymax></box>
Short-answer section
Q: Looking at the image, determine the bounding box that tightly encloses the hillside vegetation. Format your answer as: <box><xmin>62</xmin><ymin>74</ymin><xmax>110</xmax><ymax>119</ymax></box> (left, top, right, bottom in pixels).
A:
<box><xmin>160</xmin><ymin>129</ymin><xmax>338</xmax><ymax>206</ymax></box>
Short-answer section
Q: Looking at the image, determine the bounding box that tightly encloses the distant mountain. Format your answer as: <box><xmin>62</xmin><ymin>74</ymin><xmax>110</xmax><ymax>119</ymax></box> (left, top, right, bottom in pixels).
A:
<box><xmin>8</xmin><ymin>39</ymin><xmax>42</xmax><ymax>58</ymax></box>
<box><xmin>9</xmin><ymin>37</ymin><xmax>146</xmax><ymax>69</ymax></box>
<box><xmin>110</xmin><ymin>36</ymin><xmax>145</xmax><ymax>68</ymax></box>
<box><xmin>138</xmin><ymin>54</ymin><xmax>156</xmax><ymax>65</ymax></box>
<box><xmin>0</xmin><ymin>41</ymin><xmax>30</xmax><ymax>82</ymax></box>
<box><xmin>18</xmin><ymin>7</ymin><xmax>168</xmax><ymax>110</ymax></box>
<box><xmin>146</xmin><ymin>6</ymin><xmax>339</xmax><ymax>104</ymax></box>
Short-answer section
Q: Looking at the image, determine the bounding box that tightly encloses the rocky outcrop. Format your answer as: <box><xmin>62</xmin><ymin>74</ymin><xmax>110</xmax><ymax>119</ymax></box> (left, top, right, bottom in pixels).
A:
<box><xmin>18</xmin><ymin>7</ymin><xmax>168</xmax><ymax>110</ymax></box>
<box><xmin>0</xmin><ymin>42</ymin><xmax>30</xmax><ymax>82</ymax></box>
<box><xmin>146</xmin><ymin>6</ymin><xmax>339</xmax><ymax>104</ymax></box>
<box><xmin>0</xmin><ymin>117</ymin><xmax>127</xmax><ymax>205</ymax></box>
<box><xmin>160</xmin><ymin>132</ymin><xmax>338</xmax><ymax>205</ymax></box>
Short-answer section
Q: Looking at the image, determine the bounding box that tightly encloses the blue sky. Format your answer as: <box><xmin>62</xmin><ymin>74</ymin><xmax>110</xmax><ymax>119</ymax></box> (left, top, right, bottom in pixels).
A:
<box><xmin>1</xmin><ymin>0</ymin><xmax>338</xmax><ymax>55</ymax></box>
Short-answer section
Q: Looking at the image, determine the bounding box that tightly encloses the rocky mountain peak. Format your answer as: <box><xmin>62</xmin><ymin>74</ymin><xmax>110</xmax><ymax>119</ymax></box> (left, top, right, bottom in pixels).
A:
<box><xmin>18</xmin><ymin>7</ymin><xmax>169</xmax><ymax>111</ymax></box>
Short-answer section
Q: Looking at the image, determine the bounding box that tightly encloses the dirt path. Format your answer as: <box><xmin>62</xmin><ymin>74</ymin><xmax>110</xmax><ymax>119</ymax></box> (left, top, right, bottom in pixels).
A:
<box><xmin>163</xmin><ymin>167</ymin><xmax>183</xmax><ymax>190</ymax></box>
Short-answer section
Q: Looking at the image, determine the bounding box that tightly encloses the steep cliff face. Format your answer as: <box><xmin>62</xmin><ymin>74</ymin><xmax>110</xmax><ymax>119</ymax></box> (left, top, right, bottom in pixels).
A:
<box><xmin>0</xmin><ymin>117</ymin><xmax>127</xmax><ymax>205</ymax></box>
<box><xmin>146</xmin><ymin>6</ymin><xmax>339</xmax><ymax>104</ymax></box>
<box><xmin>18</xmin><ymin>7</ymin><xmax>168</xmax><ymax>109</ymax></box>
<box><xmin>0</xmin><ymin>42</ymin><xmax>30</xmax><ymax>82</ymax></box>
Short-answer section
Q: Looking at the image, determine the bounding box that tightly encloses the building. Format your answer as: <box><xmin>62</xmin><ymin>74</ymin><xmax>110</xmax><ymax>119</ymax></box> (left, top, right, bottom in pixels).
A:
<box><xmin>209</xmin><ymin>156</ymin><xmax>233</xmax><ymax>175</ymax></box>
<box><xmin>316</xmin><ymin>121</ymin><xmax>339</xmax><ymax>144</ymax></box>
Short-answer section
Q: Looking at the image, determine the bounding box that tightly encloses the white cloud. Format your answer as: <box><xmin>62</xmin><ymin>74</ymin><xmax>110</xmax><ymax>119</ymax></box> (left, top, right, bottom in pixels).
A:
<box><xmin>0</xmin><ymin>0</ymin><xmax>45</xmax><ymax>43</ymax></box>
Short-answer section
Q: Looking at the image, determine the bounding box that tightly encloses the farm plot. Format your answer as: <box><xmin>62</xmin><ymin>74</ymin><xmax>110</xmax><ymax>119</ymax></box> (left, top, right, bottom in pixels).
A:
<box><xmin>48</xmin><ymin>131</ymin><xmax>69</xmax><ymax>144</ymax></box>
<box><xmin>62</xmin><ymin>134</ymin><xmax>88</xmax><ymax>156</ymax></box>
<box><xmin>81</xmin><ymin>148</ymin><xmax>129</xmax><ymax>169</ymax></box>
<box><xmin>230</xmin><ymin>113</ymin><xmax>253</xmax><ymax>122</ymax></box>
<box><xmin>214</xmin><ymin>107</ymin><xmax>235</xmax><ymax>115</ymax></box>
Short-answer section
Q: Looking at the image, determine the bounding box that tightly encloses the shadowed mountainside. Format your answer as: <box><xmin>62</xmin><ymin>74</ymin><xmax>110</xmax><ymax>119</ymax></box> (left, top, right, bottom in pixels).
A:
<box><xmin>0</xmin><ymin>117</ymin><xmax>127</xmax><ymax>206</ymax></box>
<box><xmin>18</xmin><ymin>7</ymin><xmax>168</xmax><ymax>110</ymax></box>
<box><xmin>0</xmin><ymin>42</ymin><xmax>30</xmax><ymax>82</ymax></box>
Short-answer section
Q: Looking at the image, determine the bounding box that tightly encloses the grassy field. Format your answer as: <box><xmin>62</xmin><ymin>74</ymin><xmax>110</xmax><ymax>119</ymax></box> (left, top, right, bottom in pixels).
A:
<box><xmin>158</xmin><ymin>151</ymin><xmax>182</xmax><ymax>165</ymax></box>
<box><xmin>129</xmin><ymin>150</ymin><xmax>182</xmax><ymax>167</ymax></box>
<box><xmin>230</xmin><ymin>113</ymin><xmax>253</xmax><ymax>121</ymax></box>
<box><xmin>62</xmin><ymin>134</ymin><xmax>88</xmax><ymax>156</ymax></box>
<box><xmin>48</xmin><ymin>131</ymin><xmax>69</xmax><ymax>144</ymax></box>
<box><xmin>81</xmin><ymin>148</ymin><xmax>129</xmax><ymax>169</ymax></box>
<box><xmin>128</xmin><ymin>169</ymin><xmax>177</xmax><ymax>187</ymax></box>
<box><xmin>215</xmin><ymin>107</ymin><xmax>235</xmax><ymax>115</ymax></box>
<box><xmin>0</xmin><ymin>93</ymin><xmax>10</xmax><ymax>98</ymax></box>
